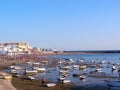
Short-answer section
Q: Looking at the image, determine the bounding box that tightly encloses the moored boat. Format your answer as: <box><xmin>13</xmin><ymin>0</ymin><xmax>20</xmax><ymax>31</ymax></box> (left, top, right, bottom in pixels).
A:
<box><xmin>73</xmin><ymin>65</ymin><xmax>79</xmax><ymax>68</ymax></box>
<box><xmin>80</xmin><ymin>75</ymin><xmax>86</xmax><ymax>79</ymax></box>
<box><xmin>63</xmin><ymin>79</ymin><xmax>70</xmax><ymax>83</ymax></box>
<box><xmin>59</xmin><ymin>70</ymin><xmax>69</xmax><ymax>74</ymax></box>
<box><xmin>96</xmin><ymin>68</ymin><xmax>102</xmax><ymax>72</ymax></box>
<box><xmin>79</xmin><ymin>65</ymin><xmax>87</xmax><ymax>69</ymax></box>
<box><xmin>26</xmin><ymin>70</ymin><xmax>38</xmax><ymax>73</ymax></box>
<box><xmin>28</xmin><ymin>76</ymin><xmax>35</xmax><ymax>80</ymax></box>
<box><xmin>78</xmin><ymin>59</ymin><xmax>84</xmax><ymax>62</ymax></box>
<box><xmin>46</xmin><ymin>83</ymin><xmax>56</xmax><ymax>87</ymax></box>
<box><xmin>112</xmin><ymin>65</ymin><xmax>117</xmax><ymax>70</ymax></box>
<box><xmin>58</xmin><ymin>75</ymin><xmax>65</xmax><ymax>81</ymax></box>
<box><xmin>62</xmin><ymin>66</ymin><xmax>70</xmax><ymax>70</ymax></box>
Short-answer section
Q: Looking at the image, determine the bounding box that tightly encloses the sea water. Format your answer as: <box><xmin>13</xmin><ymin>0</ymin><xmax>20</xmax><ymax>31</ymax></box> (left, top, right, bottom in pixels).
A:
<box><xmin>39</xmin><ymin>53</ymin><xmax>120</xmax><ymax>86</ymax></box>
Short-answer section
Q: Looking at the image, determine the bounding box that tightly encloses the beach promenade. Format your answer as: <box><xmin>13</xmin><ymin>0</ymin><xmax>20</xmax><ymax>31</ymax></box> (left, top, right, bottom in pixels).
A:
<box><xmin>0</xmin><ymin>79</ymin><xmax>16</xmax><ymax>90</ymax></box>
<box><xmin>0</xmin><ymin>71</ymin><xmax>16</xmax><ymax>90</ymax></box>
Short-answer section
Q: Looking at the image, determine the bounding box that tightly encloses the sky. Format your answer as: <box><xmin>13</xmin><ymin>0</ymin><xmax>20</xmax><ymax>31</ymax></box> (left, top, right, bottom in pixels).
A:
<box><xmin>0</xmin><ymin>0</ymin><xmax>120</xmax><ymax>50</ymax></box>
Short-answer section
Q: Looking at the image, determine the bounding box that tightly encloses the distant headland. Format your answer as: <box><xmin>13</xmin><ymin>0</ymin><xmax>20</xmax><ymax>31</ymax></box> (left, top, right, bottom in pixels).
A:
<box><xmin>64</xmin><ymin>50</ymin><xmax>120</xmax><ymax>54</ymax></box>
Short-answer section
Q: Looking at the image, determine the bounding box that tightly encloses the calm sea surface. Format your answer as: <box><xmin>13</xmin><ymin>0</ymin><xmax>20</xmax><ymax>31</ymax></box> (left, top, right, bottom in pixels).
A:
<box><xmin>40</xmin><ymin>53</ymin><xmax>120</xmax><ymax>86</ymax></box>
<box><xmin>48</xmin><ymin>53</ymin><xmax>120</xmax><ymax>63</ymax></box>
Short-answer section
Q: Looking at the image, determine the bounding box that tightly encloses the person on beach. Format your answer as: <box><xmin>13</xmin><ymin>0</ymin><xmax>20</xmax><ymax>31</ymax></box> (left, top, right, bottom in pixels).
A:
<box><xmin>41</xmin><ymin>78</ymin><xmax>46</xmax><ymax>86</ymax></box>
<box><xmin>118</xmin><ymin>69</ymin><xmax>120</xmax><ymax>77</ymax></box>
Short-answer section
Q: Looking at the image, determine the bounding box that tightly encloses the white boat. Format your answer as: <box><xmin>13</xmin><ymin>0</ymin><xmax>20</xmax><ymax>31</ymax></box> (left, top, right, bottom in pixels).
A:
<box><xmin>26</xmin><ymin>62</ymin><xmax>33</xmax><ymax>65</ymax></box>
<box><xmin>58</xmin><ymin>76</ymin><xmax>65</xmax><ymax>81</ymax></box>
<box><xmin>33</xmin><ymin>67</ymin><xmax>46</xmax><ymax>71</ymax></box>
<box><xmin>73</xmin><ymin>65</ymin><xmax>79</xmax><ymax>68</ymax></box>
<box><xmin>96</xmin><ymin>68</ymin><xmax>102</xmax><ymax>72</ymax></box>
<box><xmin>28</xmin><ymin>76</ymin><xmax>35</xmax><ymax>80</ymax></box>
<box><xmin>78</xmin><ymin>59</ymin><xmax>84</xmax><ymax>62</ymax></box>
<box><xmin>58</xmin><ymin>60</ymin><xmax>63</xmax><ymax>64</ymax></box>
<box><xmin>26</xmin><ymin>70</ymin><xmax>38</xmax><ymax>73</ymax></box>
<box><xmin>46</xmin><ymin>83</ymin><xmax>56</xmax><ymax>87</ymax></box>
<box><xmin>36</xmin><ymin>68</ymin><xmax>46</xmax><ymax>71</ymax></box>
<box><xmin>14</xmin><ymin>66</ymin><xmax>22</xmax><ymax>70</ymax></box>
<box><xmin>65</xmin><ymin>58</ymin><xmax>74</xmax><ymax>63</ymax></box>
<box><xmin>79</xmin><ymin>65</ymin><xmax>87</xmax><ymax>69</ymax></box>
<box><xmin>10</xmin><ymin>65</ymin><xmax>16</xmax><ymax>69</ymax></box>
<box><xmin>42</xmin><ymin>60</ymin><xmax>48</xmax><ymax>63</ymax></box>
<box><xmin>100</xmin><ymin>60</ymin><xmax>106</xmax><ymax>64</ymax></box>
<box><xmin>10</xmin><ymin>66</ymin><xmax>22</xmax><ymax>70</ymax></box>
<box><xmin>59</xmin><ymin>70</ymin><xmax>69</xmax><ymax>74</ymax></box>
<box><xmin>69</xmin><ymin>59</ymin><xmax>74</xmax><ymax>63</ymax></box>
<box><xmin>10</xmin><ymin>69</ymin><xmax>18</xmax><ymax>74</ymax></box>
<box><xmin>63</xmin><ymin>80</ymin><xmax>70</xmax><ymax>83</ymax></box>
<box><xmin>112</xmin><ymin>66</ymin><xmax>117</xmax><ymax>70</ymax></box>
<box><xmin>80</xmin><ymin>75</ymin><xmax>86</xmax><ymax>79</ymax></box>
<box><xmin>62</xmin><ymin>66</ymin><xmax>70</xmax><ymax>70</ymax></box>
<box><xmin>33</xmin><ymin>62</ymin><xmax>40</xmax><ymax>65</ymax></box>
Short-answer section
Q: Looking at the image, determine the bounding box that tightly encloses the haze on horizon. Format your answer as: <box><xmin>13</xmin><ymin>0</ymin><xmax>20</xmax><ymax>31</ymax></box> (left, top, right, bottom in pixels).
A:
<box><xmin>0</xmin><ymin>0</ymin><xmax>120</xmax><ymax>51</ymax></box>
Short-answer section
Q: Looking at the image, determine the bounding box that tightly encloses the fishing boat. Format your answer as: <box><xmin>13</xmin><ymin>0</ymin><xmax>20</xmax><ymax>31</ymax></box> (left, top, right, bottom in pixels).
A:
<box><xmin>78</xmin><ymin>59</ymin><xmax>84</xmax><ymax>62</ymax></box>
<box><xmin>46</xmin><ymin>83</ymin><xmax>56</xmax><ymax>87</ymax></box>
<box><xmin>28</xmin><ymin>76</ymin><xmax>35</xmax><ymax>80</ymax></box>
<box><xmin>14</xmin><ymin>66</ymin><xmax>22</xmax><ymax>70</ymax></box>
<box><xmin>33</xmin><ymin>62</ymin><xmax>40</xmax><ymax>65</ymax></box>
<box><xmin>25</xmin><ymin>70</ymin><xmax>38</xmax><ymax>73</ymax></box>
<box><xmin>36</xmin><ymin>68</ymin><xmax>46</xmax><ymax>71</ymax></box>
<box><xmin>112</xmin><ymin>65</ymin><xmax>117</xmax><ymax>70</ymax></box>
<box><xmin>100</xmin><ymin>60</ymin><xmax>106</xmax><ymax>64</ymax></box>
<box><xmin>10</xmin><ymin>66</ymin><xmax>22</xmax><ymax>70</ymax></box>
<box><xmin>58</xmin><ymin>75</ymin><xmax>65</xmax><ymax>81</ymax></box>
<box><xmin>59</xmin><ymin>70</ymin><xmax>69</xmax><ymax>74</ymax></box>
<box><xmin>10</xmin><ymin>69</ymin><xmax>19</xmax><ymax>74</ymax></box>
<box><xmin>73</xmin><ymin>65</ymin><xmax>79</xmax><ymax>68</ymax></box>
<box><xmin>79</xmin><ymin>65</ymin><xmax>87</xmax><ymax>69</ymax></box>
<box><xmin>65</xmin><ymin>58</ymin><xmax>74</xmax><ymax>63</ymax></box>
<box><xmin>96</xmin><ymin>68</ymin><xmax>102</xmax><ymax>72</ymax></box>
<box><xmin>62</xmin><ymin>66</ymin><xmax>70</xmax><ymax>70</ymax></box>
<box><xmin>80</xmin><ymin>75</ymin><xmax>86</xmax><ymax>79</ymax></box>
<box><xmin>63</xmin><ymin>80</ymin><xmax>70</xmax><ymax>83</ymax></box>
<box><xmin>10</xmin><ymin>65</ymin><xmax>16</xmax><ymax>69</ymax></box>
<box><xmin>58</xmin><ymin>60</ymin><xmax>63</xmax><ymax>64</ymax></box>
<box><xmin>26</xmin><ymin>62</ymin><xmax>33</xmax><ymax>65</ymax></box>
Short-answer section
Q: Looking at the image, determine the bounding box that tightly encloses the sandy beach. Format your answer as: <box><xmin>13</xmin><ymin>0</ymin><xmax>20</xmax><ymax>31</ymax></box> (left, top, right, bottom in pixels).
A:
<box><xmin>0</xmin><ymin>71</ymin><xmax>16</xmax><ymax>90</ymax></box>
<box><xmin>0</xmin><ymin>79</ymin><xmax>16</xmax><ymax>90</ymax></box>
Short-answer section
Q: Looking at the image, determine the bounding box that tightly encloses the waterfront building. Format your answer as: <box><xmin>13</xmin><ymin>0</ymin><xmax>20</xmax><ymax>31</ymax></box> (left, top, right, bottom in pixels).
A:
<box><xmin>0</xmin><ymin>42</ymin><xmax>32</xmax><ymax>55</ymax></box>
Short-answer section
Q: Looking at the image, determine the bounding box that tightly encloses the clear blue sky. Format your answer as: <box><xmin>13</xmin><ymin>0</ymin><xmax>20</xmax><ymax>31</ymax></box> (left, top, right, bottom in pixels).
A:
<box><xmin>0</xmin><ymin>0</ymin><xmax>120</xmax><ymax>50</ymax></box>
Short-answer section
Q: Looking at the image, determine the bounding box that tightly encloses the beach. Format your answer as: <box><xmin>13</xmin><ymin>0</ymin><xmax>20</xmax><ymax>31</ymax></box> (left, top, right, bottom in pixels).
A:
<box><xmin>0</xmin><ymin>53</ymin><xmax>120</xmax><ymax>90</ymax></box>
